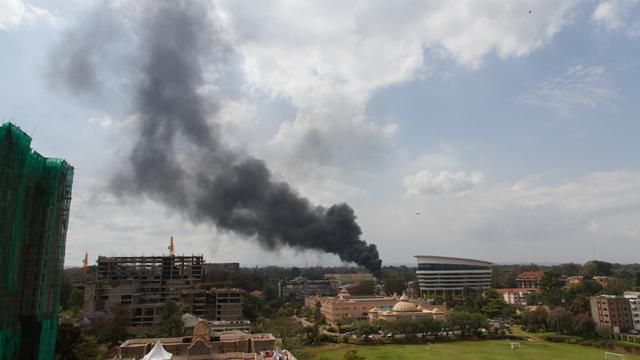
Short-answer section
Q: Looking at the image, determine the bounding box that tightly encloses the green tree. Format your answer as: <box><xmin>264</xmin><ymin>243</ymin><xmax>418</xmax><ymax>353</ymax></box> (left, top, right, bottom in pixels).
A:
<box><xmin>160</xmin><ymin>300</ymin><xmax>183</xmax><ymax>337</ymax></box>
<box><xmin>343</xmin><ymin>349</ymin><xmax>366</xmax><ymax>360</ymax></box>
<box><xmin>72</xmin><ymin>336</ymin><xmax>102</xmax><ymax>360</ymax></box>
<box><xmin>446</xmin><ymin>311</ymin><xmax>488</xmax><ymax>338</ymax></box>
<box><xmin>571</xmin><ymin>313</ymin><xmax>595</xmax><ymax>337</ymax></box>
<box><xmin>352</xmin><ymin>280</ymin><xmax>376</xmax><ymax>295</ymax></box>
<box><xmin>68</xmin><ymin>288</ymin><xmax>85</xmax><ymax>313</ymax></box>
<box><xmin>383</xmin><ymin>273</ymin><xmax>406</xmax><ymax>296</ymax></box>
<box><xmin>258</xmin><ymin>316</ymin><xmax>304</xmax><ymax>350</ymax></box>
<box><xmin>582</xmin><ymin>260</ymin><xmax>613</xmax><ymax>277</ymax></box>
<box><xmin>480</xmin><ymin>289</ymin><xmax>508</xmax><ymax>318</ymax></box>
<box><xmin>540</xmin><ymin>270</ymin><xmax>565</xmax><ymax>305</ymax></box>
<box><xmin>56</xmin><ymin>322</ymin><xmax>80</xmax><ymax>360</ymax></box>
<box><xmin>97</xmin><ymin>304</ymin><xmax>131</xmax><ymax>347</ymax></box>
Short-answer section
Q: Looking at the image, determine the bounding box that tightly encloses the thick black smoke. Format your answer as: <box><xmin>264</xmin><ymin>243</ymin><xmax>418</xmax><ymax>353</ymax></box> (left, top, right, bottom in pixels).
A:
<box><xmin>51</xmin><ymin>0</ymin><xmax>382</xmax><ymax>276</ymax></box>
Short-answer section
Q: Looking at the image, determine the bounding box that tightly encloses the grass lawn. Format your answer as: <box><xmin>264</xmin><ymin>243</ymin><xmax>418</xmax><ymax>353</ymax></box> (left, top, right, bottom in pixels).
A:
<box><xmin>299</xmin><ymin>340</ymin><xmax>640</xmax><ymax>360</ymax></box>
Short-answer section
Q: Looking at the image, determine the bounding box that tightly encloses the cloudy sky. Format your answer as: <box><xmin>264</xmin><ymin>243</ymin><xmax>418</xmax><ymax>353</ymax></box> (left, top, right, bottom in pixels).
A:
<box><xmin>2</xmin><ymin>0</ymin><xmax>640</xmax><ymax>267</ymax></box>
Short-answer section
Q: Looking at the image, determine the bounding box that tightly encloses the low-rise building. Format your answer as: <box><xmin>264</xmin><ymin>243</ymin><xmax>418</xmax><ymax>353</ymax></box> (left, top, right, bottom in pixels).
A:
<box><xmin>118</xmin><ymin>320</ymin><xmax>284</xmax><ymax>360</ymax></box>
<box><xmin>594</xmin><ymin>276</ymin><xmax>612</xmax><ymax>288</ymax></box>
<box><xmin>324</xmin><ymin>273</ymin><xmax>375</xmax><ymax>290</ymax></box>
<box><xmin>624</xmin><ymin>292</ymin><xmax>640</xmax><ymax>331</ymax></box>
<box><xmin>305</xmin><ymin>289</ymin><xmax>398</xmax><ymax>324</ymax></box>
<box><xmin>515</xmin><ymin>271</ymin><xmax>544</xmax><ymax>289</ymax></box>
<box><xmin>279</xmin><ymin>276</ymin><xmax>334</xmax><ymax>301</ymax></box>
<box><xmin>495</xmin><ymin>288</ymin><xmax>539</xmax><ymax>305</ymax></box>
<box><xmin>590</xmin><ymin>295</ymin><xmax>634</xmax><ymax>333</ymax></box>
<box><xmin>367</xmin><ymin>294</ymin><xmax>447</xmax><ymax>321</ymax></box>
<box><xmin>565</xmin><ymin>276</ymin><xmax>584</xmax><ymax>286</ymax></box>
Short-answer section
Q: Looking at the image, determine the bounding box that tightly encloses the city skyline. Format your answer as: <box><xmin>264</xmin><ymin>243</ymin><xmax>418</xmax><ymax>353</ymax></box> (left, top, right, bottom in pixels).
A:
<box><xmin>3</xmin><ymin>1</ymin><xmax>640</xmax><ymax>267</ymax></box>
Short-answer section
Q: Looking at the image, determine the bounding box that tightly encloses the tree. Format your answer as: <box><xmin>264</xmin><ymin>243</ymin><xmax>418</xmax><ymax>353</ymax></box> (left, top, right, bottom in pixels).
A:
<box><xmin>352</xmin><ymin>280</ymin><xmax>376</xmax><ymax>295</ymax></box>
<box><xmin>160</xmin><ymin>300</ymin><xmax>183</xmax><ymax>337</ymax></box>
<box><xmin>56</xmin><ymin>322</ymin><xmax>81</xmax><ymax>360</ymax></box>
<box><xmin>72</xmin><ymin>336</ymin><xmax>102</xmax><ymax>360</ymax></box>
<box><xmin>383</xmin><ymin>273</ymin><xmax>406</xmax><ymax>296</ymax></box>
<box><xmin>98</xmin><ymin>304</ymin><xmax>131</xmax><ymax>347</ymax></box>
<box><xmin>582</xmin><ymin>261</ymin><xmax>613</xmax><ymax>277</ymax></box>
<box><xmin>539</xmin><ymin>270</ymin><xmax>565</xmax><ymax>305</ymax></box>
<box><xmin>68</xmin><ymin>288</ymin><xmax>85</xmax><ymax>313</ymax></box>
<box><xmin>446</xmin><ymin>311</ymin><xmax>488</xmax><ymax>338</ymax></box>
<box><xmin>343</xmin><ymin>349</ymin><xmax>366</xmax><ymax>360</ymax></box>
<box><xmin>480</xmin><ymin>289</ymin><xmax>508</xmax><ymax>318</ymax></box>
<box><xmin>547</xmin><ymin>308</ymin><xmax>575</xmax><ymax>334</ymax></box>
<box><xmin>313</xmin><ymin>301</ymin><xmax>324</xmax><ymax>325</ymax></box>
<box><xmin>354</xmin><ymin>321</ymin><xmax>377</xmax><ymax>338</ymax></box>
<box><xmin>596</xmin><ymin>325</ymin><xmax>613</xmax><ymax>338</ymax></box>
<box><xmin>571</xmin><ymin>313</ymin><xmax>595</xmax><ymax>337</ymax></box>
<box><xmin>258</xmin><ymin>316</ymin><xmax>304</xmax><ymax>350</ymax></box>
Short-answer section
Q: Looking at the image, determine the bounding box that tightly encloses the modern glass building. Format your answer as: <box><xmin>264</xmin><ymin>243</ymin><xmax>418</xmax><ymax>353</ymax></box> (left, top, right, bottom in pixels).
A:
<box><xmin>415</xmin><ymin>255</ymin><xmax>492</xmax><ymax>300</ymax></box>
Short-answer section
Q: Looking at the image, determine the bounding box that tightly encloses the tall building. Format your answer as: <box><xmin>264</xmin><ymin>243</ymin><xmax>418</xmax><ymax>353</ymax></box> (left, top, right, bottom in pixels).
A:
<box><xmin>590</xmin><ymin>295</ymin><xmax>634</xmax><ymax>333</ymax></box>
<box><xmin>624</xmin><ymin>292</ymin><xmax>640</xmax><ymax>331</ymax></box>
<box><xmin>0</xmin><ymin>123</ymin><xmax>74</xmax><ymax>360</ymax></box>
<box><xmin>515</xmin><ymin>271</ymin><xmax>544</xmax><ymax>289</ymax></box>
<box><xmin>84</xmin><ymin>255</ymin><xmax>245</xmax><ymax>325</ymax></box>
<box><xmin>415</xmin><ymin>255</ymin><xmax>492</xmax><ymax>300</ymax></box>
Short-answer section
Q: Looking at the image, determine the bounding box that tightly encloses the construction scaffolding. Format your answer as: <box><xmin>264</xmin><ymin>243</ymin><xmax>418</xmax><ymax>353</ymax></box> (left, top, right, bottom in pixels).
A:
<box><xmin>0</xmin><ymin>123</ymin><xmax>74</xmax><ymax>360</ymax></box>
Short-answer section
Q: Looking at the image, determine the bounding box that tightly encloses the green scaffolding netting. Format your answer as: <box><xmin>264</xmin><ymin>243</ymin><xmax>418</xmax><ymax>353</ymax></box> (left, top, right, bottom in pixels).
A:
<box><xmin>0</xmin><ymin>123</ymin><xmax>73</xmax><ymax>360</ymax></box>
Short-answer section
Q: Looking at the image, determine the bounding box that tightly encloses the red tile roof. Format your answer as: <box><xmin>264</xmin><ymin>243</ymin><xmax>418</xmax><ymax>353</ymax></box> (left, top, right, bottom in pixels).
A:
<box><xmin>516</xmin><ymin>271</ymin><xmax>544</xmax><ymax>279</ymax></box>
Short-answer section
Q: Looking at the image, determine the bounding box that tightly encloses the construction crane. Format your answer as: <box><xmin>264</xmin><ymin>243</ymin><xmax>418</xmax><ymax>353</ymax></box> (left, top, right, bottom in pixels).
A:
<box><xmin>169</xmin><ymin>236</ymin><xmax>175</xmax><ymax>257</ymax></box>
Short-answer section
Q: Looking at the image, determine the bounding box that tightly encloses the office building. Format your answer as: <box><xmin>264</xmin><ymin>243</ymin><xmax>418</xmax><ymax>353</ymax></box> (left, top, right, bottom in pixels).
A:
<box><xmin>415</xmin><ymin>255</ymin><xmax>492</xmax><ymax>300</ymax></box>
<box><xmin>0</xmin><ymin>123</ymin><xmax>74</xmax><ymax>360</ymax></box>
<box><xmin>515</xmin><ymin>271</ymin><xmax>544</xmax><ymax>289</ymax></box>
<box><xmin>590</xmin><ymin>295</ymin><xmax>634</xmax><ymax>333</ymax></box>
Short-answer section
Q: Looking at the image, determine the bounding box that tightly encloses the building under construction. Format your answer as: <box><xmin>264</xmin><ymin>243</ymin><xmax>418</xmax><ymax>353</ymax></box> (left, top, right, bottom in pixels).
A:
<box><xmin>0</xmin><ymin>123</ymin><xmax>74</xmax><ymax>360</ymax></box>
<box><xmin>84</xmin><ymin>254</ymin><xmax>244</xmax><ymax>325</ymax></box>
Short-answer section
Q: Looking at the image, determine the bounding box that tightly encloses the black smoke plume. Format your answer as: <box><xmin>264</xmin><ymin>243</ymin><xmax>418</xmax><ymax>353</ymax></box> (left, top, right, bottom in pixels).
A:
<box><xmin>51</xmin><ymin>0</ymin><xmax>382</xmax><ymax>276</ymax></box>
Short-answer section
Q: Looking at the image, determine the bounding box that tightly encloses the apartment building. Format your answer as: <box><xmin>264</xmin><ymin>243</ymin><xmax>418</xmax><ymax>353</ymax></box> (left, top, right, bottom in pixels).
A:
<box><xmin>515</xmin><ymin>271</ymin><xmax>544</xmax><ymax>289</ymax></box>
<box><xmin>590</xmin><ymin>295</ymin><xmax>634</xmax><ymax>333</ymax></box>
<box><xmin>495</xmin><ymin>288</ymin><xmax>539</xmax><ymax>305</ymax></box>
<box><xmin>624</xmin><ymin>292</ymin><xmax>640</xmax><ymax>331</ymax></box>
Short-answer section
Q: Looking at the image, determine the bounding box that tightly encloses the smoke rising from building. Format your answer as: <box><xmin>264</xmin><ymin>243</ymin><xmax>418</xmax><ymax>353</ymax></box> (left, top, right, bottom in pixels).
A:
<box><xmin>51</xmin><ymin>0</ymin><xmax>382</xmax><ymax>275</ymax></box>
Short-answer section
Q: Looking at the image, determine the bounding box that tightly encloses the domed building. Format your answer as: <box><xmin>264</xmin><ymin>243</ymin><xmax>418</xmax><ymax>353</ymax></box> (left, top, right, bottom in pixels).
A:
<box><xmin>368</xmin><ymin>294</ymin><xmax>447</xmax><ymax>322</ymax></box>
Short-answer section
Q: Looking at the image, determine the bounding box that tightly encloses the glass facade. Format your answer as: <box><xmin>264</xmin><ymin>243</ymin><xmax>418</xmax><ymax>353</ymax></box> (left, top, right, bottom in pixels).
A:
<box><xmin>415</xmin><ymin>256</ymin><xmax>492</xmax><ymax>300</ymax></box>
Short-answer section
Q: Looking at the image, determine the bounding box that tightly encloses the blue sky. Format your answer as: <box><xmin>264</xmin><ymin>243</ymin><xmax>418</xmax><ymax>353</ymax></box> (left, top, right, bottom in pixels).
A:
<box><xmin>2</xmin><ymin>0</ymin><xmax>640</xmax><ymax>267</ymax></box>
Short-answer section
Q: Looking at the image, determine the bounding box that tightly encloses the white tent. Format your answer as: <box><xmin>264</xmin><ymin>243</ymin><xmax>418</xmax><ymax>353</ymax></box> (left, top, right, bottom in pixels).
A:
<box><xmin>142</xmin><ymin>340</ymin><xmax>172</xmax><ymax>360</ymax></box>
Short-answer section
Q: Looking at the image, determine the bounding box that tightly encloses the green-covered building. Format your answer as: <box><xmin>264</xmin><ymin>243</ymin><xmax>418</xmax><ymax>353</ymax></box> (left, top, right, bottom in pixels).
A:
<box><xmin>0</xmin><ymin>123</ymin><xmax>74</xmax><ymax>360</ymax></box>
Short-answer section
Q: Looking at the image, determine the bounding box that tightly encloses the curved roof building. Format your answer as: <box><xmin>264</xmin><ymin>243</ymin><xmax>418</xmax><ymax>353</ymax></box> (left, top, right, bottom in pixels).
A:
<box><xmin>415</xmin><ymin>255</ymin><xmax>492</xmax><ymax>300</ymax></box>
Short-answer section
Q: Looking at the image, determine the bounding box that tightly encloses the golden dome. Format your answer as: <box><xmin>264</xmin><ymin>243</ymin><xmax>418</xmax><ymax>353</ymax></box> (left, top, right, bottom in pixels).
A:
<box><xmin>392</xmin><ymin>294</ymin><xmax>418</xmax><ymax>312</ymax></box>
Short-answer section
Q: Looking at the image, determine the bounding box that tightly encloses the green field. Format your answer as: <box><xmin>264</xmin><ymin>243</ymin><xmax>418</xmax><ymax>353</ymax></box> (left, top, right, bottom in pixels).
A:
<box><xmin>300</xmin><ymin>340</ymin><xmax>640</xmax><ymax>360</ymax></box>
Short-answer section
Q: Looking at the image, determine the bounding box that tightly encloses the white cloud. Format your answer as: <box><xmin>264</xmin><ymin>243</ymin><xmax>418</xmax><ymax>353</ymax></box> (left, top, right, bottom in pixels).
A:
<box><xmin>362</xmin><ymin>170</ymin><xmax>640</xmax><ymax>264</ymax></box>
<box><xmin>0</xmin><ymin>0</ymin><xmax>59</xmax><ymax>30</ymax></box>
<box><xmin>404</xmin><ymin>170</ymin><xmax>484</xmax><ymax>197</ymax></box>
<box><xmin>592</xmin><ymin>0</ymin><xmax>640</xmax><ymax>37</ymax></box>
<box><xmin>214</xmin><ymin>0</ymin><xmax>579</xmax><ymax>173</ymax></box>
<box><xmin>517</xmin><ymin>64</ymin><xmax>618</xmax><ymax>114</ymax></box>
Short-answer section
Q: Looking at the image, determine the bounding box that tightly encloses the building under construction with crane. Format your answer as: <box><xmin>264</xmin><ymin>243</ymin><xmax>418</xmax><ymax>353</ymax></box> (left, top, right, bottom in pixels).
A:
<box><xmin>0</xmin><ymin>123</ymin><xmax>74</xmax><ymax>360</ymax></box>
<box><xmin>84</xmin><ymin>239</ymin><xmax>244</xmax><ymax>326</ymax></box>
